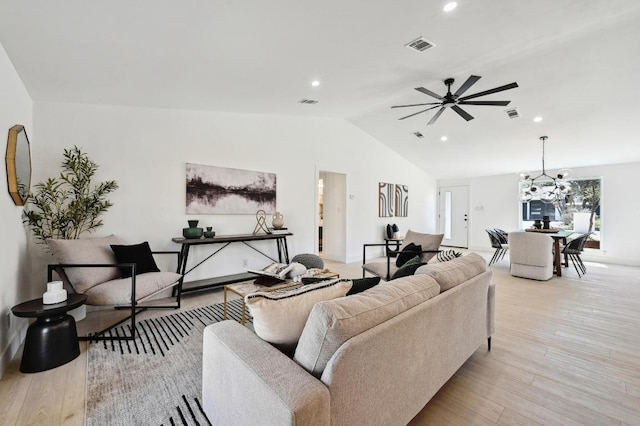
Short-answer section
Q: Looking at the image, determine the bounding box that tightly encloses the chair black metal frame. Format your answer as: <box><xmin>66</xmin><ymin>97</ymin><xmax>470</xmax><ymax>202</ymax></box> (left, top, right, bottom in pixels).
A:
<box><xmin>362</xmin><ymin>241</ymin><xmax>440</xmax><ymax>281</ymax></box>
<box><xmin>47</xmin><ymin>251</ymin><xmax>184</xmax><ymax>341</ymax></box>
<box><xmin>486</xmin><ymin>229</ymin><xmax>508</xmax><ymax>266</ymax></box>
<box><xmin>562</xmin><ymin>233</ymin><xmax>590</xmax><ymax>277</ymax></box>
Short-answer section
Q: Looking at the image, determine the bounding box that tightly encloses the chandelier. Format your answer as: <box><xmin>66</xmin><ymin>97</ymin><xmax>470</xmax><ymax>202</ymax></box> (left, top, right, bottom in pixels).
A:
<box><xmin>519</xmin><ymin>136</ymin><xmax>572</xmax><ymax>204</ymax></box>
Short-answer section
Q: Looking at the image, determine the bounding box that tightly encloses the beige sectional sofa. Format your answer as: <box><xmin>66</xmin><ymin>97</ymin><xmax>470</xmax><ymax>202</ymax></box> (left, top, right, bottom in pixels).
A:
<box><xmin>202</xmin><ymin>253</ymin><xmax>495</xmax><ymax>425</ymax></box>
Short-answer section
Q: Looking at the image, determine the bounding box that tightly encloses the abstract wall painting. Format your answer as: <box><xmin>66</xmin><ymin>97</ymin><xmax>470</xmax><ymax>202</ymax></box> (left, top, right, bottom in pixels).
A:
<box><xmin>379</xmin><ymin>182</ymin><xmax>394</xmax><ymax>217</ymax></box>
<box><xmin>186</xmin><ymin>163</ymin><xmax>276</xmax><ymax>214</ymax></box>
<box><xmin>395</xmin><ymin>184</ymin><xmax>409</xmax><ymax>217</ymax></box>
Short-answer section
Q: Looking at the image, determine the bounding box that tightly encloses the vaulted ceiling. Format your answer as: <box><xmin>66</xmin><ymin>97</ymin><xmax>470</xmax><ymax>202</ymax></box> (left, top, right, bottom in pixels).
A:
<box><xmin>2</xmin><ymin>0</ymin><xmax>639</xmax><ymax>178</ymax></box>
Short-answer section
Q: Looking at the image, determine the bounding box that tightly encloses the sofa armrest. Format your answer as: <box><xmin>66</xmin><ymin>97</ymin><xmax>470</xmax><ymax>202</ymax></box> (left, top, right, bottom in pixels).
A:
<box><xmin>202</xmin><ymin>321</ymin><xmax>330</xmax><ymax>426</ymax></box>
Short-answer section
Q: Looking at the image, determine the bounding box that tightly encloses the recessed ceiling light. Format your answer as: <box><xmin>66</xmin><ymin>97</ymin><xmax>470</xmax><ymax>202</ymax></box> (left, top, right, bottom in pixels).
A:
<box><xmin>311</xmin><ymin>80</ymin><xmax>320</xmax><ymax>87</ymax></box>
<box><xmin>534</xmin><ymin>116</ymin><xmax>543</xmax><ymax>122</ymax></box>
<box><xmin>441</xmin><ymin>136</ymin><xmax>448</xmax><ymax>142</ymax></box>
<box><xmin>443</xmin><ymin>2</ymin><xmax>457</xmax><ymax>12</ymax></box>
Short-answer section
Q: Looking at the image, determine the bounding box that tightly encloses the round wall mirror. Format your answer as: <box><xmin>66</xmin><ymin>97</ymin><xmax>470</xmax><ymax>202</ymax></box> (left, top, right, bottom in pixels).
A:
<box><xmin>6</xmin><ymin>124</ymin><xmax>32</xmax><ymax>206</ymax></box>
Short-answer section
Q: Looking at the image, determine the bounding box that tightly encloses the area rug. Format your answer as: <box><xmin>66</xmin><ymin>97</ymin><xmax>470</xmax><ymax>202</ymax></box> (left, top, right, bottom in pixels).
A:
<box><xmin>85</xmin><ymin>298</ymin><xmax>248</xmax><ymax>426</ymax></box>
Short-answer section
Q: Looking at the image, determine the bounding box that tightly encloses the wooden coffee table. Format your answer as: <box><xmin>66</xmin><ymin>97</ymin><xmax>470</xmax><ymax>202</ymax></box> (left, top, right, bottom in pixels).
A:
<box><xmin>223</xmin><ymin>271</ymin><xmax>340</xmax><ymax>325</ymax></box>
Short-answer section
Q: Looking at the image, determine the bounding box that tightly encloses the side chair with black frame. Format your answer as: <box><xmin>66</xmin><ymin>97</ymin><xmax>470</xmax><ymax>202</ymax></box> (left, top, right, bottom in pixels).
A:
<box><xmin>362</xmin><ymin>230</ymin><xmax>444</xmax><ymax>281</ymax></box>
<box><xmin>486</xmin><ymin>229</ymin><xmax>509</xmax><ymax>266</ymax></box>
<box><xmin>47</xmin><ymin>237</ymin><xmax>184</xmax><ymax>342</ymax></box>
<box><xmin>561</xmin><ymin>233</ymin><xmax>590</xmax><ymax>278</ymax></box>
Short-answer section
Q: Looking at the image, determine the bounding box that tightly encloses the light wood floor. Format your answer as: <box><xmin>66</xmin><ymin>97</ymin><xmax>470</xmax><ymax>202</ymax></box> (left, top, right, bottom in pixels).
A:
<box><xmin>1</xmin><ymin>253</ymin><xmax>639</xmax><ymax>425</ymax></box>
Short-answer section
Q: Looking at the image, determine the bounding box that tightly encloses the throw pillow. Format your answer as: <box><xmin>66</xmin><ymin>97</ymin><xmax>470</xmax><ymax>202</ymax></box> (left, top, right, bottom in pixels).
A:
<box><xmin>428</xmin><ymin>249</ymin><xmax>463</xmax><ymax>264</ymax></box>
<box><xmin>392</xmin><ymin>255</ymin><xmax>425</xmax><ymax>279</ymax></box>
<box><xmin>347</xmin><ymin>276</ymin><xmax>381</xmax><ymax>295</ymax></box>
<box><xmin>245</xmin><ymin>279</ymin><xmax>352</xmax><ymax>350</ymax></box>
<box><xmin>396</xmin><ymin>242</ymin><xmax>422</xmax><ymax>267</ymax></box>
<box><xmin>110</xmin><ymin>242</ymin><xmax>161</xmax><ymax>278</ymax></box>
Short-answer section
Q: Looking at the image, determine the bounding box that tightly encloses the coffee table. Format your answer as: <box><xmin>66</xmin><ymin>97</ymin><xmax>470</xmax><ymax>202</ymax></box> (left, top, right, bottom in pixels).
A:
<box><xmin>223</xmin><ymin>271</ymin><xmax>340</xmax><ymax>325</ymax></box>
<box><xmin>11</xmin><ymin>294</ymin><xmax>87</xmax><ymax>373</ymax></box>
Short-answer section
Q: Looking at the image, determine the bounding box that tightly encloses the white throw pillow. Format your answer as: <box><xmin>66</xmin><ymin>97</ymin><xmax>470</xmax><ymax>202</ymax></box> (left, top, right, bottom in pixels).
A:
<box><xmin>245</xmin><ymin>279</ymin><xmax>352</xmax><ymax>349</ymax></box>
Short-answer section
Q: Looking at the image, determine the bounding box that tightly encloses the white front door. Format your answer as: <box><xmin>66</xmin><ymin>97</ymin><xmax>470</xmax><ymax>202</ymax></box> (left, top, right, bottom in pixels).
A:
<box><xmin>438</xmin><ymin>185</ymin><xmax>469</xmax><ymax>248</ymax></box>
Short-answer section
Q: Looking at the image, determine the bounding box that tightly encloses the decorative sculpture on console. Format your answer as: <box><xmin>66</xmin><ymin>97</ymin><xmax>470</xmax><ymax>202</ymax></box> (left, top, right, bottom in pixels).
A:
<box><xmin>253</xmin><ymin>210</ymin><xmax>272</xmax><ymax>235</ymax></box>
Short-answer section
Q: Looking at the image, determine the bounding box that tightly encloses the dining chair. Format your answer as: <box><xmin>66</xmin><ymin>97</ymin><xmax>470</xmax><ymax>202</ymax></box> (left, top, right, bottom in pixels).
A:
<box><xmin>562</xmin><ymin>233</ymin><xmax>591</xmax><ymax>277</ymax></box>
<box><xmin>486</xmin><ymin>229</ymin><xmax>508</xmax><ymax>266</ymax></box>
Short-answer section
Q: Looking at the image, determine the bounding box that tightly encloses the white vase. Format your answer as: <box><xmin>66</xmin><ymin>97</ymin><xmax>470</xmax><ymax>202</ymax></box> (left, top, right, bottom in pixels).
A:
<box><xmin>272</xmin><ymin>212</ymin><xmax>284</xmax><ymax>229</ymax></box>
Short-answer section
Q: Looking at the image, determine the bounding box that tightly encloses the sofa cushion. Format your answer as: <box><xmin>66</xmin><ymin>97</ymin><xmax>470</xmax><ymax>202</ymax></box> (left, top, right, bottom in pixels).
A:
<box><xmin>415</xmin><ymin>252</ymin><xmax>487</xmax><ymax>292</ymax></box>
<box><xmin>396</xmin><ymin>243</ymin><xmax>421</xmax><ymax>267</ymax></box>
<box><xmin>245</xmin><ymin>279</ymin><xmax>352</xmax><ymax>349</ymax></box>
<box><xmin>293</xmin><ymin>274</ymin><xmax>441</xmax><ymax>377</ymax></box>
<box><xmin>400</xmin><ymin>230</ymin><xmax>444</xmax><ymax>263</ymax></box>
<box><xmin>391</xmin><ymin>256</ymin><xmax>424</xmax><ymax>279</ymax></box>
<box><xmin>47</xmin><ymin>235</ymin><xmax>123</xmax><ymax>293</ymax></box>
<box><xmin>110</xmin><ymin>241</ymin><xmax>161</xmax><ymax>278</ymax></box>
<box><xmin>83</xmin><ymin>271</ymin><xmax>182</xmax><ymax>305</ymax></box>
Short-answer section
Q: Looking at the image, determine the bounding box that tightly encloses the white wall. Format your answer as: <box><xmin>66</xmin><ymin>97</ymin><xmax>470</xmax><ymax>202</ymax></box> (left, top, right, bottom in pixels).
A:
<box><xmin>439</xmin><ymin>161</ymin><xmax>640</xmax><ymax>266</ymax></box>
<box><xmin>0</xmin><ymin>42</ymin><xmax>33</xmax><ymax>377</ymax></box>
<box><xmin>31</xmin><ymin>102</ymin><xmax>438</xmax><ymax>284</ymax></box>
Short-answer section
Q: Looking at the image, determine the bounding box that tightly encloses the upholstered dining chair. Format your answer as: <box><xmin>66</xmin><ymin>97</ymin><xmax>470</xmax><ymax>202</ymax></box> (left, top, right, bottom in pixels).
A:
<box><xmin>561</xmin><ymin>233</ymin><xmax>591</xmax><ymax>277</ymax></box>
<box><xmin>47</xmin><ymin>235</ymin><xmax>184</xmax><ymax>341</ymax></box>
<box><xmin>508</xmin><ymin>231</ymin><xmax>554</xmax><ymax>281</ymax></box>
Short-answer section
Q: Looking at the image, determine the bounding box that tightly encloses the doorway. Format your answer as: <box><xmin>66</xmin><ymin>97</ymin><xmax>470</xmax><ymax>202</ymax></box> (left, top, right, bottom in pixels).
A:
<box><xmin>317</xmin><ymin>171</ymin><xmax>347</xmax><ymax>262</ymax></box>
<box><xmin>438</xmin><ymin>185</ymin><xmax>469</xmax><ymax>248</ymax></box>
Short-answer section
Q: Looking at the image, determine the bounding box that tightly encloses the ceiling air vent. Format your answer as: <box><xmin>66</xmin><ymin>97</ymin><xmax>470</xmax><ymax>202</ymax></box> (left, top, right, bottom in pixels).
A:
<box><xmin>405</xmin><ymin>37</ymin><xmax>436</xmax><ymax>52</ymax></box>
<box><xmin>505</xmin><ymin>108</ymin><xmax>520</xmax><ymax>119</ymax></box>
<box><xmin>298</xmin><ymin>99</ymin><xmax>319</xmax><ymax>104</ymax></box>
<box><xmin>413</xmin><ymin>131</ymin><xmax>424</xmax><ymax>138</ymax></box>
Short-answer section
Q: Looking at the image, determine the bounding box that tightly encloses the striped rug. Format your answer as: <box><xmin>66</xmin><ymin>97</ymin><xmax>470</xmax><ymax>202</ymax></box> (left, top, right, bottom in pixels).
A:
<box><xmin>85</xmin><ymin>298</ymin><xmax>248</xmax><ymax>426</ymax></box>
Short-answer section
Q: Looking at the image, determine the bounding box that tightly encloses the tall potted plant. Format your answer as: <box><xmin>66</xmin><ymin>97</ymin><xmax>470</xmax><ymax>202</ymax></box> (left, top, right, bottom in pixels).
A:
<box><xmin>23</xmin><ymin>146</ymin><xmax>118</xmax><ymax>243</ymax></box>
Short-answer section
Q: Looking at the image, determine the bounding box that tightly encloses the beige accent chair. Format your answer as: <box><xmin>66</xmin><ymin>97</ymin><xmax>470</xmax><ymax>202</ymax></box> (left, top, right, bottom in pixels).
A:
<box><xmin>508</xmin><ymin>231</ymin><xmax>554</xmax><ymax>280</ymax></box>
<box><xmin>362</xmin><ymin>230</ymin><xmax>443</xmax><ymax>280</ymax></box>
<box><xmin>47</xmin><ymin>235</ymin><xmax>184</xmax><ymax>341</ymax></box>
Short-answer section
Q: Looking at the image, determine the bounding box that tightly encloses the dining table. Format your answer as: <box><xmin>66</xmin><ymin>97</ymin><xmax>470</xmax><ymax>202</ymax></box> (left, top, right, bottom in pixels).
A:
<box><xmin>524</xmin><ymin>229</ymin><xmax>573</xmax><ymax>277</ymax></box>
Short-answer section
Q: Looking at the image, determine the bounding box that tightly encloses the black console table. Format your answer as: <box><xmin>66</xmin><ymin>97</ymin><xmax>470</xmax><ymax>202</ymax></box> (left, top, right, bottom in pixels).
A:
<box><xmin>172</xmin><ymin>232</ymin><xmax>293</xmax><ymax>293</ymax></box>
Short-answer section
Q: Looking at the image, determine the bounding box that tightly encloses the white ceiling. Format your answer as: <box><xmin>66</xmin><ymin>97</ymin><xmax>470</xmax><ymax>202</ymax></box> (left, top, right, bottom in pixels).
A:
<box><xmin>2</xmin><ymin>0</ymin><xmax>640</xmax><ymax>178</ymax></box>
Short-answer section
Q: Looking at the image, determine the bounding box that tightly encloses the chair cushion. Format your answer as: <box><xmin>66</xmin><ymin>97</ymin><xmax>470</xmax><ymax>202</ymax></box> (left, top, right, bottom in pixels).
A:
<box><xmin>361</xmin><ymin>261</ymin><xmax>398</xmax><ymax>280</ymax></box>
<box><xmin>245</xmin><ymin>279</ymin><xmax>352</xmax><ymax>349</ymax></box>
<box><xmin>294</xmin><ymin>274</ymin><xmax>441</xmax><ymax>377</ymax></box>
<box><xmin>47</xmin><ymin>235</ymin><xmax>123</xmax><ymax>293</ymax></box>
<box><xmin>415</xmin><ymin>252</ymin><xmax>487</xmax><ymax>292</ymax></box>
<box><xmin>400</xmin><ymin>230</ymin><xmax>444</xmax><ymax>263</ymax></box>
<box><xmin>396</xmin><ymin>243</ymin><xmax>421</xmax><ymax>267</ymax></box>
<box><xmin>83</xmin><ymin>271</ymin><xmax>182</xmax><ymax>305</ymax></box>
<box><xmin>110</xmin><ymin>241</ymin><xmax>161</xmax><ymax>278</ymax></box>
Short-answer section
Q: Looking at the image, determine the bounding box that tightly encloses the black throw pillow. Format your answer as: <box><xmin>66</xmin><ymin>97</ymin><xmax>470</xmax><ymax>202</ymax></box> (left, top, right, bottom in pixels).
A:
<box><xmin>396</xmin><ymin>243</ymin><xmax>422</xmax><ymax>267</ymax></box>
<box><xmin>110</xmin><ymin>242</ymin><xmax>160</xmax><ymax>278</ymax></box>
<box><xmin>392</xmin><ymin>256</ymin><xmax>425</xmax><ymax>280</ymax></box>
<box><xmin>347</xmin><ymin>276</ymin><xmax>381</xmax><ymax>296</ymax></box>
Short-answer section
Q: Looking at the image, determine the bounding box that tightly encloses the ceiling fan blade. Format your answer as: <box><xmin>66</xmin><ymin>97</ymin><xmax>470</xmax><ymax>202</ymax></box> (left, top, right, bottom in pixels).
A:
<box><xmin>458</xmin><ymin>100</ymin><xmax>511</xmax><ymax>106</ymax></box>
<box><xmin>398</xmin><ymin>105</ymin><xmax>441</xmax><ymax>120</ymax></box>
<box><xmin>427</xmin><ymin>107</ymin><xmax>446</xmax><ymax>125</ymax></box>
<box><xmin>452</xmin><ymin>105</ymin><xmax>474</xmax><ymax>121</ymax></box>
<box><xmin>391</xmin><ymin>102</ymin><xmax>442</xmax><ymax>109</ymax></box>
<box><xmin>458</xmin><ymin>82</ymin><xmax>519</xmax><ymax>101</ymax></box>
<box><xmin>415</xmin><ymin>87</ymin><xmax>444</xmax><ymax>100</ymax></box>
<box><xmin>453</xmin><ymin>75</ymin><xmax>481</xmax><ymax>97</ymax></box>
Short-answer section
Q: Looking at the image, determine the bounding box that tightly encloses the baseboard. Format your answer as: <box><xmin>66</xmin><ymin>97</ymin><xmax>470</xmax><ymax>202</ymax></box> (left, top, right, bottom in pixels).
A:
<box><xmin>0</xmin><ymin>321</ymin><xmax>28</xmax><ymax>379</ymax></box>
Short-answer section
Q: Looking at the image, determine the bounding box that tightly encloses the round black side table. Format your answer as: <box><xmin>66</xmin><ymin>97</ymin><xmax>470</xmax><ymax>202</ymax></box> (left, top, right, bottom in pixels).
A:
<box><xmin>11</xmin><ymin>294</ymin><xmax>87</xmax><ymax>373</ymax></box>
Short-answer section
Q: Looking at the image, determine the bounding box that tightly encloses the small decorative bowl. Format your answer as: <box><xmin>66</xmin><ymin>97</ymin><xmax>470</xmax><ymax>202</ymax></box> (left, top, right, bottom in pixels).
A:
<box><xmin>183</xmin><ymin>227</ymin><xmax>203</xmax><ymax>239</ymax></box>
<box><xmin>204</xmin><ymin>231</ymin><xmax>216</xmax><ymax>238</ymax></box>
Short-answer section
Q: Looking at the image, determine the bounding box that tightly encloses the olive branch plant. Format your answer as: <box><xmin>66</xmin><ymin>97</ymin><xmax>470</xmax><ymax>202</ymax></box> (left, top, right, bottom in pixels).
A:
<box><xmin>22</xmin><ymin>146</ymin><xmax>118</xmax><ymax>243</ymax></box>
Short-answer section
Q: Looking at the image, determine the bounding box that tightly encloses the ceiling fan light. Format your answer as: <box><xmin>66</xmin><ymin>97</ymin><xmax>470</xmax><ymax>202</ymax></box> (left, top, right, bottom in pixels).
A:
<box><xmin>520</xmin><ymin>192</ymin><xmax>533</xmax><ymax>202</ymax></box>
<box><xmin>530</xmin><ymin>185</ymin><xmax>539</xmax><ymax>193</ymax></box>
<box><xmin>540</xmin><ymin>191</ymin><xmax>557</xmax><ymax>204</ymax></box>
<box><xmin>518</xmin><ymin>171</ymin><xmax>530</xmax><ymax>180</ymax></box>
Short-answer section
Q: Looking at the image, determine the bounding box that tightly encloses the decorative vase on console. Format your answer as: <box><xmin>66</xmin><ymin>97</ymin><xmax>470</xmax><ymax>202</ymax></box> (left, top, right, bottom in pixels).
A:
<box><xmin>542</xmin><ymin>215</ymin><xmax>551</xmax><ymax>230</ymax></box>
<box><xmin>272</xmin><ymin>212</ymin><xmax>284</xmax><ymax>230</ymax></box>
<box><xmin>204</xmin><ymin>226</ymin><xmax>216</xmax><ymax>238</ymax></box>
<box><xmin>533</xmin><ymin>220</ymin><xmax>542</xmax><ymax>229</ymax></box>
<box><xmin>183</xmin><ymin>220</ymin><xmax>204</xmax><ymax>239</ymax></box>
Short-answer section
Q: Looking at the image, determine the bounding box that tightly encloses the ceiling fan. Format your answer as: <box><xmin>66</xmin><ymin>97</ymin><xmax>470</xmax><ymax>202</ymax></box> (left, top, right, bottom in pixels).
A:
<box><xmin>391</xmin><ymin>75</ymin><xmax>518</xmax><ymax>125</ymax></box>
